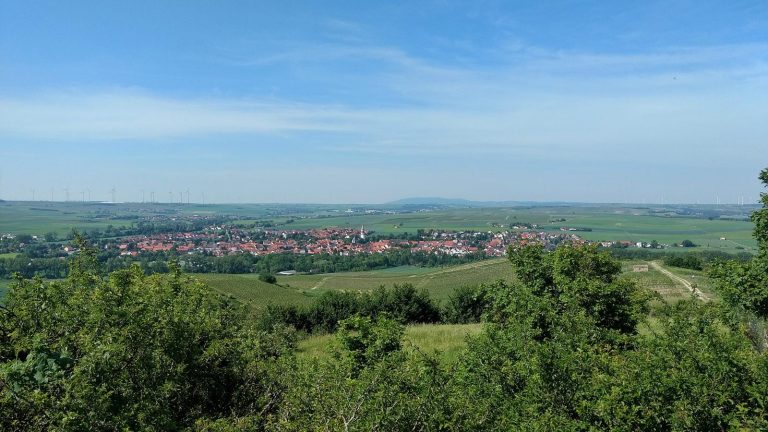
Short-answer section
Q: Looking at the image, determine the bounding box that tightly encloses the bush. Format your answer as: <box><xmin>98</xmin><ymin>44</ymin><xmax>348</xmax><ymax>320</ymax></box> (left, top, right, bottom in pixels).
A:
<box><xmin>361</xmin><ymin>284</ymin><xmax>441</xmax><ymax>324</ymax></box>
<box><xmin>664</xmin><ymin>254</ymin><xmax>704</xmax><ymax>270</ymax></box>
<box><xmin>263</xmin><ymin>283</ymin><xmax>441</xmax><ymax>334</ymax></box>
<box><xmin>259</xmin><ymin>272</ymin><xmax>277</xmax><ymax>284</ymax></box>
<box><xmin>443</xmin><ymin>284</ymin><xmax>490</xmax><ymax>323</ymax></box>
<box><xmin>0</xmin><ymin>239</ymin><xmax>288</xmax><ymax>430</ymax></box>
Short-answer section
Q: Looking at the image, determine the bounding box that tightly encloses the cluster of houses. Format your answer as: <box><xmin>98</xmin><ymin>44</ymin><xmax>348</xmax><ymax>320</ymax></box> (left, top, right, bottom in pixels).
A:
<box><xmin>100</xmin><ymin>225</ymin><xmax>584</xmax><ymax>258</ymax></box>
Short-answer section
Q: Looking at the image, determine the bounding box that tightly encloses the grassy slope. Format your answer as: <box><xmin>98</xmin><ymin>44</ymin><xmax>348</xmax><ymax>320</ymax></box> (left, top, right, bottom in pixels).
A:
<box><xmin>197</xmin><ymin>258</ymin><xmax>515</xmax><ymax>312</ymax></box>
<box><xmin>293</xmin><ymin>260</ymin><xmax>718</xmax><ymax>363</ymax></box>
<box><xmin>0</xmin><ymin>279</ymin><xmax>9</xmax><ymax>299</ymax></box>
<box><xmin>195</xmin><ymin>273</ymin><xmax>317</xmax><ymax>310</ymax></box>
<box><xmin>297</xmin><ymin>323</ymin><xmax>482</xmax><ymax>363</ymax></box>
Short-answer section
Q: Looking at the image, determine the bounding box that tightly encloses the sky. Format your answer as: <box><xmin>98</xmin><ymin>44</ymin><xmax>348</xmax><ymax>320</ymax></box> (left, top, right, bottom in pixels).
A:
<box><xmin>1</xmin><ymin>0</ymin><xmax>767</xmax><ymax>204</ymax></box>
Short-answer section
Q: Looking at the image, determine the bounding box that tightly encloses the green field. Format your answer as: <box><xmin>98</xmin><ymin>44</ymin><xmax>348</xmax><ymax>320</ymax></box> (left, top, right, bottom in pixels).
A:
<box><xmin>0</xmin><ymin>253</ymin><xmax>19</xmax><ymax>259</ymax></box>
<box><xmin>621</xmin><ymin>261</ymin><xmax>690</xmax><ymax>303</ymax></box>
<box><xmin>0</xmin><ymin>201</ymin><xmax>346</xmax><ymax>236</ymax></box>
<box><xmin>297</xmin><ymin>323</ymin><xmax>482</xmax><ymax>362</ymax></box>
<box><xmin>200</xmin><ymin>256</ymin><xmax>712</xmax><ymax>313</ymax></box>
<box><xmin>286</xmin><ymin>207</ymin><xmax>757</xmax><ymax>254</ymax></box>
<box><xmin>0</xmin><ymin>202</ymin><xmax>139</xmax><ymax>236</ymax></box>
<box><xmin>198</xmin><ymin>259</ymin><xmax>516</xmax><ymax>312</ymax></box>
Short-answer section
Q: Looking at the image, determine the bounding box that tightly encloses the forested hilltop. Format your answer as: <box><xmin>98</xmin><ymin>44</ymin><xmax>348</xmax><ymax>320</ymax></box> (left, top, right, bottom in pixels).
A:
<box><xmin>1</xmin><ymin>168</ymin><xmax>768</xmax><ymax>431</ymax></box>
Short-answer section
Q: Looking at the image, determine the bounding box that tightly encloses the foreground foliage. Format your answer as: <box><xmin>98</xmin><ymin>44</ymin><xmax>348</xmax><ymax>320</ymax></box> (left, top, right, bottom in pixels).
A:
<box><xmin>2</xmin><ymin>168</ymin><xmax>768</xmax><ymax>430</ymax></box>
<box><xmin>0</xmin><ymin>236</ymin><xmax>291</xmax><ymax>431</ymax></box>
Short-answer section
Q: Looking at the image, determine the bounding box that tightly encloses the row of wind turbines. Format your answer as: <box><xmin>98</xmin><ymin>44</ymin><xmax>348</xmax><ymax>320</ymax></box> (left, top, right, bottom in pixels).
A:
<box><xmin>28</xmin><ymin>187</ymin><xmax>205</xmax><ymax>204</ymax></box>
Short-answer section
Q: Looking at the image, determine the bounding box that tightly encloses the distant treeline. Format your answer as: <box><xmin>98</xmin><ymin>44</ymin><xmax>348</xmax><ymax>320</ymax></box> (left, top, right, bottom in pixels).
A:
<box><xmin>179</xmin><ymin>249</ymin><xmax>488</xmax><ymax>274</ymax></box>
<box><xmin>1</xmin><ymin>244</ymin><xmax>754</xmax><ymax>280</ymax></box>
<box><xmin>0</xmin><ymin>249</ymin><xmax>488</xmax><ymax>279</ymax></box>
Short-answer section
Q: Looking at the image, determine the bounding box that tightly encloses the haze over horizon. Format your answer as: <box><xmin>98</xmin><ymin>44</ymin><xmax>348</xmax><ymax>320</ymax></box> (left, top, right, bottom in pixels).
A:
<box><xmin>1</xmin><ymin>1</ymin><xmax>767</xmax><ymax>203</ymax></box>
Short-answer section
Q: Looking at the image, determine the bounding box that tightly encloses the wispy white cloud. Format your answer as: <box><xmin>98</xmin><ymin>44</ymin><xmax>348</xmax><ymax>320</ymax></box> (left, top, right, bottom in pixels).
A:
<box><xmin>2</xmin><ymin>40</ymin><xmax>767</xmax><ymax>167</ymax></box>
<box><xmin>0</xmin><ymin>89</ymin><xmax>356</xmax><ymax>140</ymax></box>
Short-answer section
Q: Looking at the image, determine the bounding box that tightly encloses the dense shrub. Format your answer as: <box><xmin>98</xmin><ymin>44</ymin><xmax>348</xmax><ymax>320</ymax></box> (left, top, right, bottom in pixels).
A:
<box><xmin>259</xmin><ymin>271</ymin><xmax>277</xmax><ymax>284</ymax></box>
<box><xmin>262</xmin><ymin>283</ymin><xmax>441</xmax><ymax>334</ymax></box>
<box><xmin>664</xmin><ymin>253</ymin><xmax>704</xmax><ymax>270</ymax></box>
<box><xmin>0</xmin><ymin>237</ymin><xmax>290</xmax><ymax>430</ymax></box>
<box><xmin>443</xmin><ymin>284</ymin><xmax>491</xmax><ymax>323</ymax></box>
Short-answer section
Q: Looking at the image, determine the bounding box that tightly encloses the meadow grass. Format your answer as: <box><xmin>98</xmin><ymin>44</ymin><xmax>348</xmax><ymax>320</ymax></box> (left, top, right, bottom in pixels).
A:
<box><xmin>0</xmin><ymin>279</ymin><xmax>9</xmax><ymax>299</ymax></box>
<box><xmin>296</xmin><ymin>323</ymin><xmax>482</xmax><ymax>363</ymax></box>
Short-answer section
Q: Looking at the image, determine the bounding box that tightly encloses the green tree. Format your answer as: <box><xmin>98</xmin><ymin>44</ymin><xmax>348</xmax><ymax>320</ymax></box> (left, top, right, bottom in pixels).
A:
<box><xmin>711</xmin><ymin>168</ymin><xmax>768</xmax><ymax>317</ymax></box>
<box><xmin>335</xmin><ymin>315</ymin><xmax>403</xmax><ymax>373</ymax></box>
<box><xmin>443</xmin><ymin>284</ymin><xmax>490</xmax><ymax>324</ymax></box>
<box><xmin>0</xmin><ymin>238</ymin><xmax>289</xmax><ymax>430</ymax></box>
<box><xmin>503</xmin><ymin>243</ymin><xmax>651</xmax><ymax>336</ymax></box>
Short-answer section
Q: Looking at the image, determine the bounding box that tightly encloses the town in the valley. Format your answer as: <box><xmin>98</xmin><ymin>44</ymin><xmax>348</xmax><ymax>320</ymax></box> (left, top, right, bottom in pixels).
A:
<box><xmin>104</xmin><ymin>225</ymin><xmax>586</xmax><ymax>258</ymax></box>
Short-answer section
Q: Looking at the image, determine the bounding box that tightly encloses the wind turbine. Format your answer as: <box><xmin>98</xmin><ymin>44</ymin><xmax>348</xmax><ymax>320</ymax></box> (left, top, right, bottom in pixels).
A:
<box><xmin>110</xmin><ymin>187</ymin><xmax>116</xmax><ymax>203</ymax></box>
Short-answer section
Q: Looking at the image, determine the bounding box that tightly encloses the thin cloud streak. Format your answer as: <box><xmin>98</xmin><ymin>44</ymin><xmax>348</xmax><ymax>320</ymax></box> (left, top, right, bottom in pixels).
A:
<box><xmin>1</xmin><ymin>42</ymin><xmax>767</xmax><ymax>166</ymax></box>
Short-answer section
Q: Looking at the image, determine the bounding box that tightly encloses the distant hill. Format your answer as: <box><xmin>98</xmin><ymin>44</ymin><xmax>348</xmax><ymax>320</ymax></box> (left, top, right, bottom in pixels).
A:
<box><xmin>387</xmin><ymin>197</ymin><xmax>578</xmax><ymax>207</ymax></box>
<box><xmin>387</xmin><ymin>197</ymin><xmax>475</xmax><ymax>206</ymax></box>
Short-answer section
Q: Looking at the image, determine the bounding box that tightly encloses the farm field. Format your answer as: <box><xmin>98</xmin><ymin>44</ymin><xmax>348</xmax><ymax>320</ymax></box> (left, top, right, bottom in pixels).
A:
<box><xmin>197</xmin><ymin>258</ymin><xmax>516</xmax><ymax>312</ymax></box>
<box><xmin>294</xmin><ymin>259</ymin><xmax>717</xmax><ymax>361</ymax></box>
<box><xmin>620</xmin><ymin>260</ymin><xmax>717</xmax><ymax>303</ymax></box>
<box><xmin>0</xmin><ymin>202</ymin><xmax>139</xmax><ymax>236</ymax></box>
<box><xmin>200</xmin><ymin>257</ymin><xmax>714</xmax><ymax>313</ymax></box>
<box><xmin>0</xmin><ymin>201</ymin><xmax>315</xmax><ymax>236</ymax></box>
<box><xmin>297</xmin><ymin>323</ymin><xmax>482</xmax><ymax>363</ymax></box>
<box><xmin>286</xmin><ymin>207</ymin><xmax>757</xmax><ymax>254</ymax></box>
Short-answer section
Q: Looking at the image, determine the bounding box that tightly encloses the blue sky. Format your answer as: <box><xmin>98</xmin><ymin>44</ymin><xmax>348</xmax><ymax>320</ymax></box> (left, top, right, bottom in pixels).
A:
<box><xmin>1</xmin><ymin>1</ymin><xmax>767</xmax><ymax>203</ymax></box>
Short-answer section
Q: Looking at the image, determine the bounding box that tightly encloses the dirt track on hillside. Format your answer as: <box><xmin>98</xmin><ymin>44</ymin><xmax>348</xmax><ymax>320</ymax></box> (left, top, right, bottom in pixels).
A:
<box><xmin>650</xmin><ymin>261</ymin><xmax>709</xmax><ymax>301</ymax></box>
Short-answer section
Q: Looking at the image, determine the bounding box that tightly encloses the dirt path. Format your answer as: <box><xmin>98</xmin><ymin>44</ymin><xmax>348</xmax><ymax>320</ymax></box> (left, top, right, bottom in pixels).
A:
<box><xmin>649</xmin><ymin>261</ymin><xmax>709</xmax><ymax>301</ymax></box>
<box><xmin>311</xmin><ymin>277</ymin><xmax>329</xmax><ymax>290</ymax></box>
